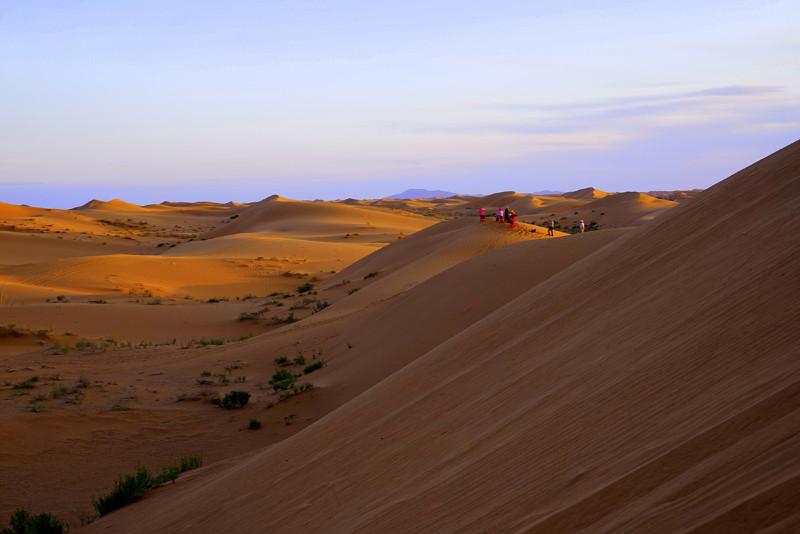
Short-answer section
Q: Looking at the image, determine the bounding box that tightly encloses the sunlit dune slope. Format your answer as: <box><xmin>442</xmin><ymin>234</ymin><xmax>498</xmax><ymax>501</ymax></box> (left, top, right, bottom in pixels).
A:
<box><xmin>563</xmin><ymin>186</ymin><xmax>610</xmax><ymax>199</ymax></box>
<box><xmin>91</xmin><ymin>141</ymin><xmax>800</xmax><ymax>533</ymax></box>
<box><xmin>206</xmin><ymin>195</ymin><xmax>433</xmax><ymax>240</ymax></box>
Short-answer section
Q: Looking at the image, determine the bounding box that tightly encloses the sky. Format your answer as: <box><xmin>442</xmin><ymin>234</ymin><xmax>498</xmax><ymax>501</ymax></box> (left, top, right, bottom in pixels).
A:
<box><xmin>1</xmin><ymin>0</ymin><xmax>798</xmax><ymax>207</ymax></box>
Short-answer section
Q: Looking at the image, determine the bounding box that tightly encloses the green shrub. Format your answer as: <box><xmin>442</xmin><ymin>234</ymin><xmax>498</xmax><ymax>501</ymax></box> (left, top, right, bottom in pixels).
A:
<box><xmin>292</xmin><ymin>355</ymin><xmax>306</xmax><ymax>366</ymax></box>
<box><xmin>347</xmin><ymin>288</ymin><xmax>360</xmax><ymax>295</ymax></box>
<box><xmin>213</xmin><ymin>390</ymin><xmax>250</xmax><ymax>409</ymax></box>
<box><xmin>93</xmin><ymin>466</ymin><xmax>152</xmax><ymax>516</ymax></box>
<box><xmin>238</xmin><ymin>311</ymin><xmax>259</xmax><ymax>321</ymax></box>
<box><xmin>247</xmin><ymin>419</ymin><xmax>262</xmax><ymax>430</ymax></box>
<box><xmin>274</xmin><ymin>356</ymin><xmax>291</xmax><ymax>366</ymax></box>
<box><xmin>94</xmin><ymin>456</ymin><xmax>203</xmax><ymax>517</ymax></box>
<box><xmin>153</xmin><ymin>455</ymin><xmax>203</xmax><ymax>485</ymax></box>
<box><xmin>297</xmin><ymin>282</ymin><xmax>314</xmax><ymax>294</ymax></box>
<box><xmin>1</xmin><ymin>508</ymin><xmax>66</xmax><ymax>534</ymax></box>
<box><xmin>197</xmin><ymin>338</ymin><xmax>225</xmax><ymax>347</ymax></box>
<box><xmin>364</xmin><ymin>271</ymin><xmax>378</xmax><ymax>279</ymax></box>
<box><xmin>303</xmin><ymin>360</ymin><xmax>324</xmax><ymax>375</ymax></box>
<box><xmin>269</xmin><ymin>369</ymin><xmax>296</xmax><ymax>391</ymax></box>
<box><xmin>12</xmin><ymin>376</ymin><xmax>38</xmax><ymax>390</ymax></box>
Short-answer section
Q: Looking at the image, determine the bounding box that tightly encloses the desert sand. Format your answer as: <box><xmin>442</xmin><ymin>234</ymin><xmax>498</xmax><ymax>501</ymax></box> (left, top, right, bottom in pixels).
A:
<box><xmin>2</xmin><ymin>144</ymin><xmax>798</xmax><ymax>533</ymax></box>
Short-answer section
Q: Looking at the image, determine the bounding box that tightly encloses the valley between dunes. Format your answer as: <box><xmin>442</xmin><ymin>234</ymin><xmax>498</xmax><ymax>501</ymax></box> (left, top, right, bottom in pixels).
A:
<box><xmin>1</xmin><ymin>145</ymin><xmax>798</xmax><ymax>532</ymax></box>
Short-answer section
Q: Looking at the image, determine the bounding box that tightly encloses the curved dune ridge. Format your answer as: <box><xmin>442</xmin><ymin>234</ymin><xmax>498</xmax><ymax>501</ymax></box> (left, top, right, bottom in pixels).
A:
<box><xmin>563</xmin><ymin>186</ymin><xmax>610</xmax><ymax>199</ymax></box>
<box><xmin>73</xmin><ymin>198</ymin><xmax>145</xmax><ymax>211</ymax></box>
<box><xmin>85</xmin><ymin>142</ymin><xmax>800</xmax><ymax>533</ymax></box>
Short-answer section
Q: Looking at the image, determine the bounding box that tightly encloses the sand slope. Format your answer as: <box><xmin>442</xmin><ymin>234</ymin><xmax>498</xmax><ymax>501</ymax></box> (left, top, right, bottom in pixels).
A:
<box><xmin>88</xmin><ymin>142</ymin><xmax>800</xmax><ymax>533</ymax></box>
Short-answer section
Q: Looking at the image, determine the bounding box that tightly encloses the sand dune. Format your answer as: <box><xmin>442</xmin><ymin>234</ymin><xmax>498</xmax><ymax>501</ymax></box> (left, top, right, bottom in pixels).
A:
<box><xmin>86</xmin><ymin>141</ymin><xmax>800</xmax><ymax>533</ymax></box>
<box><xmin>73</xmin><ymin>199</ymin><xmax>146</xmax><ymax>211</ymax></box>
<box><xmin>563</xmin><ymin>186</ymin><xmax>610</xmax><ymax>199</ymax></box>
<box><xmin>208</xmin><ymin>195</ymin><xmax>432</xmax><ymax>240</ymax></box>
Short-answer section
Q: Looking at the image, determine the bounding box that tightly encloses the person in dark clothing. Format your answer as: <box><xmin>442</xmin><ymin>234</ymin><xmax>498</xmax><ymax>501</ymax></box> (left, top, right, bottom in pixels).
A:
<box><xmin>503</xmin><ymin>208</ymin><xmax>510</xmax><ymax>224</ymax></box>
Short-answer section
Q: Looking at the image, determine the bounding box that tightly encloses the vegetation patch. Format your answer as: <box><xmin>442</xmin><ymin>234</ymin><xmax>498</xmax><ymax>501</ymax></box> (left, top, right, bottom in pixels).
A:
<box><xmin>303</xmin><ymin>360</ymin><xmax>324</xmax><ymax>375</ymax></box>
<box><xmin>93</xmin><ymin>455</ymin><xmax>203</xmax><ymax>517</ymax></box>
<box><xmin>1</xmin><ymin>508</ymin><xmax>66</xmax><ymax>534</ymax></box>
<box><xmin>269</xmin><ymin>369</ymin><xmax>296</xmax><ymax>391</ymax></box>
<box><xmin>296</xmin><ymin>282</ymin><xmax>314</xmax><ymax>294</ymax></box>
<box><xmin>212</xmin><ymin>390</ymin><xmax>250</xmax><ymax>409</ymax></box>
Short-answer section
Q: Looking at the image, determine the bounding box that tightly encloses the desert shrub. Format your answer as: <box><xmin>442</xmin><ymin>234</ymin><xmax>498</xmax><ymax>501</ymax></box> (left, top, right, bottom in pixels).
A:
<box><xmin>153</xmin><ymin>455</ymin><xmax>203</xmax><ymax>485</ymax></box>
<box><xmin>93</xmin><ymin>466</ymin><xmax>152</xmax><ymax>516</ymax></box>
<box><xmin>313</xmin><ymin>300</ymin><xmax>330</xmax><ymax>312</ymax></box>
<box><xmin>12</xmin><ymin>376</ymin><xmax>38</xmax><ymax>390</ymax></box>
<box><xmin>271</xmin><ymin>313</ymin><xmax>296</xmax><ymax>325</ymax></box>
<box><xmin>238</xmin><ymin>311</ymin><xmax>259</xmax><ymax>321</ymax></box>
<box><xmin>146</xmin><ymin>297</ymin><xmax>162</xmax><ymax>305</ymax></box>
<box><xmin>297</xmin><ymin>282</ymin><xmax>314</xmax><ymax>294</ymax></box>
<box><xmin>274</xmin><ymin>356</ymin><xmax>291</xmax><ymax>366</ymax></box>
<box><xmin>55</xmin><ymin>295</ymin><xmax>67</xmax><ymax>302</ymax></box>
<box><xmin>200</xmin><ymin>370</ymin><xmax>211</xmax><ymax>377</ymax></box>
<box><xmin>74</xmin><ymin>377</ymin><xmax>90</xmax><ymax>389</ymax></box>
<box><xmin>269</xmin><ymin>369</ymin><xmax>296</xmax><ymax>391</ymax></box>
<box><xmin>197</xmin><ymin>338</ymin><xmax>225</xmax><ymax>347</ymax></box>
<box><xmin>94</xmin><ymin>456</ymin><xmax>202</xmax><ymax>516</ymax></box>
<box><xmin>347</xmin><ymin>288</ymin><xmax>360</xmax><ymax>295</ymax></box>
<box><xmin>303</xmin><ymin>360</ymin><xmax>324</xmax><ymax>375</ymax></box>
<box><xmin>278</xmin><ymin>383</ymin><xmax>314</xmax><ymax>401</ymax></box>
<box><xmin>364</xmin><ymin>271</ymin><xmax>378</xmax><ymax>279</ymax></box>
<box><xmin>292</xmin><ymin>354</ymin><xmax>305</xmax><ymax>366</ymax></box>
<box><xmin>247</xmin><ymin>419</ymin><xmax>262</xmax><ymax>430</ymax></box>
<box><xmin>88</xmin><ymin>299</ymin><xmax>107</xmax><ymax>304</ymax></box>
<box><xmin>1</xmin><ymin>508</ymin><xmax>66</xmax><ymax>534</ymax></box>
<box><xmin>213</xmin><ymin>390</ymin><xmax>250</xmax><ymax>409</ymax></box>
<box><xmin>282</xmin><ymin>271</ymin><xmax>308</xmax><ymax>279</ymax></box>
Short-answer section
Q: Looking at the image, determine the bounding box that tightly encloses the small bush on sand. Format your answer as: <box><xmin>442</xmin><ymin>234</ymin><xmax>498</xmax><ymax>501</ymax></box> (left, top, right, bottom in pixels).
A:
<box><xmin>347</xmin><ymin>288</ymin><xmax>360</xmax><ymax>295</ymax></box>
<box><xmin>274</xmin><ymin>355</ymin><xmax>291</xmax><ymax>366</ymax></box>
<box><xmin>93</xmin><ymin>466</ymin><xmax>152</xmax><ymax>516</ymax></box>
<box><xmin>303</xmin><ymin>360</ymin><xmax>324</xmax><ymax>375</ymax></box>
<box><xmin>12</xmin><ymin>376</ymin><xmax>39</xmax><ymax>390</ymax></box>
<box><xmin>153</xmin><ymin>455</ymin><xmax>203</xmax><ymax>485</ymax></box>
<box><xmin>364</xmin><ymin>271</ymin><xmax>378</xmax><ymax>279</ymax></box>
<box><xmin>212</xmin><ymin>390</ymin><xmax>250</xmax><ymax>409</ymax></box>
<box><xmin>247</xmin><ymin>419</ymin><xmax>262</xmax><ymax>430</ymax></box>
<box><xmin>94</xmin><ymin>456</ymin><xmax>203</xmax><ymax>516</ymax></box>
<box><xmin>269</xmin><ymin>369</ymin><xmax>296</xmax><ymax>391</ymax></box>
<box><xmin>1</xmin><ymin>508</ymin><xmax>66</xmax><ymax>534</ymax></box>
<box><xmin>296</xmin><ymin>282</ymin><xmax>314</xmax><ymax>294</ymax></box>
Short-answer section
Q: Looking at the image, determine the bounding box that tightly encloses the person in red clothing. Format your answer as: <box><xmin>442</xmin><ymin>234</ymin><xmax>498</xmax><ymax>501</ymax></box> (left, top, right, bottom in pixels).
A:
<box><xmin>479</xmin><ymin>207</ymin><xmax>486</xmax><ymax>222</ymax></box>
<box><xmin>510</xmin><ymin>209</ymin><xmax>517</xmax><ymax>228</ymax></box>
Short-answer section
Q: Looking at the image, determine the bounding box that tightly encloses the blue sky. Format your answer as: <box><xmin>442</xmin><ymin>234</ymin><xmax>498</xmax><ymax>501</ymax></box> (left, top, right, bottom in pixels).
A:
<box><xmin>1</xmin><ymin>0</ymin><xmax>798</xmax><ymax>207</ymax></box>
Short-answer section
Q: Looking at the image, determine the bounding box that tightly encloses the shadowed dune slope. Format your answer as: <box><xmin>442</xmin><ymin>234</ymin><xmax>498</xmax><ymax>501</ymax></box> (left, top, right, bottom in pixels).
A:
<box><xmin>89</xmin><ymin>140</ymin><xmax>800</xmax><ymax>533</ymax></box>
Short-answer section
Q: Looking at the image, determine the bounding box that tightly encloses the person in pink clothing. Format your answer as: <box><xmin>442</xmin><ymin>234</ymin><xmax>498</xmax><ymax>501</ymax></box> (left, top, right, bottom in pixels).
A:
<box><xmin>479</xmin><ymin>207</ymin><xmax>486</xmax><ymax>222</ymax></box>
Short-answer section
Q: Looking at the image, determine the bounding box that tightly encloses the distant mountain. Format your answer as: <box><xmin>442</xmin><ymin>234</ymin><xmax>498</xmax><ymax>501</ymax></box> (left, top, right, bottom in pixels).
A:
<box><xmin>388</xmin><ymin>189</ymin><xmax>456</xmax><ymax>199</ymax></box>
<box><xmin>530</xmin><ymin>190</ymin><xmax>564</xmax><ymax>195</ymax></box>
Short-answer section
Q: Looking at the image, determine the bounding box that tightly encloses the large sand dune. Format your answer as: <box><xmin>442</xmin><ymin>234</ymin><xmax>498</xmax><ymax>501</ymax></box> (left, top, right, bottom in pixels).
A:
<box><xmin>84</xmin><ymin>141</ymin><xmax>800</xmax><ymax>533</ymax></box>
<box><xmin>0</xmin><ymin>166</ymin><xmax>736</xmax><ymax>530</ymax></box>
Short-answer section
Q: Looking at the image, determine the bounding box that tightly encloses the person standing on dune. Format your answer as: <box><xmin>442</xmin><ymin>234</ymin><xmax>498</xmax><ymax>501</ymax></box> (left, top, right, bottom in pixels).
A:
<box><xmin>496</xmin><ymin>208</ymin><xmax>503</xmax><ymax>222</ymax></box>
<box><xmin>579</xmin><ymin>219</ymin><xmax>585</xmax><ymax>233</ymax></box>
<box><xmin>479</xmin><ymin>207</ymin><xmax>486</xmax><ymax>222</ymax></box>
<box><xmin>510</xmin><ymin>210</ymin><xmax>517</xmax><ymax>228</ymax></box>
<box><xmin>504</xmin><ymin>208</ymin><xmax>510</xmax><ymax>224</ymax></box>
<box><xmin>547</xmin><ymin>220</ymin><xmax>555</xmax><ymax>236</ymax></box>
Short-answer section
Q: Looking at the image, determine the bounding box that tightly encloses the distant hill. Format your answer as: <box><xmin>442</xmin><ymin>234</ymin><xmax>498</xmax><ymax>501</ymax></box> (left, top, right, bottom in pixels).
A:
<box><xmin>388</xmin><ymin>189</ymin><xmax>456</xmax><ymax>199</ymax></box>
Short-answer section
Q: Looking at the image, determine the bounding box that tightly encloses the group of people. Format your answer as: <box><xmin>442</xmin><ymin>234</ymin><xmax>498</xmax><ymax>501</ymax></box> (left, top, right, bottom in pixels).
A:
<box><xmin>479</xmin><ymin>208</ymin><xmax>587</xmax><ymax>235</ymax></box>
<box><xmin>478</xmin><ymin>207</ymin><xmax>518</xmax><ymax>227</ymax></box>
